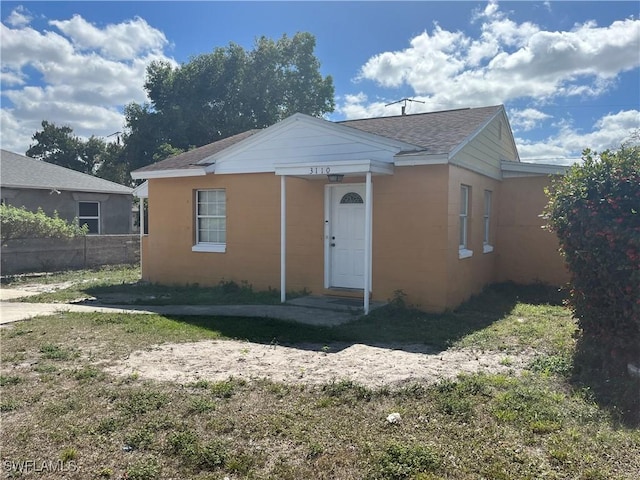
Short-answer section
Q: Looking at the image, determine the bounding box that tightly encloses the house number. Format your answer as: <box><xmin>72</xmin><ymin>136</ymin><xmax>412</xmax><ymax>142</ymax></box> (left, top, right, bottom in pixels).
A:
<box><xmin>309</xmin><ymin>167</ymin><xmax>330</xmax><ymax>174</ymax></box>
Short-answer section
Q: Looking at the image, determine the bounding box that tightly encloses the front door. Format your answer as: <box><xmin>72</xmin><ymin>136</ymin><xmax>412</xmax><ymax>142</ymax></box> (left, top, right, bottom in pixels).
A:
<box><xmin>329</xmin><ymin>184</ymin><xmax>365</xmax><ymax>289</ymax></box>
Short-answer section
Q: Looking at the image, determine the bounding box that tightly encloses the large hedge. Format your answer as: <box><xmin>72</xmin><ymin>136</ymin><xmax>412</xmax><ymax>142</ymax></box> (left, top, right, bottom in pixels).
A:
<box><xmin>0</xmin><ymin>204</ymin><xmax>88</xmax><ymax>244</ymax></box>
<box><xmin>545</xmin><ymin>145</ymin><xmax>640</xmax><ymax>375</ymax></box>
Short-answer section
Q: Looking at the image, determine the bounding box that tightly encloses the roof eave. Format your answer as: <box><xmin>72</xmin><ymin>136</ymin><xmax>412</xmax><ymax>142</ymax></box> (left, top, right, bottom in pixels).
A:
<box><xmin>131</xmin><ymin>167</ymin><xmax>207</xmax><ymax>180</ymax></box>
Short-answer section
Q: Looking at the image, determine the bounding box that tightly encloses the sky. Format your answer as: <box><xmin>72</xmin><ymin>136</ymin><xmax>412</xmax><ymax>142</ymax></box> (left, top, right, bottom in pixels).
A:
<box><xmin>1</xmin><ymin>1</ymin><xmax>639</xmax><ymax>165</ymax></box>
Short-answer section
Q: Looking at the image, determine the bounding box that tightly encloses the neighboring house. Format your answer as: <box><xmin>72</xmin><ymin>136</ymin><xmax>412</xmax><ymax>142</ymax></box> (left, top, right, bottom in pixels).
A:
<box><xmin>1</xmin><ymin>149</ymin><xmax>133</xmax><ymax>234</ymax></box>
<box><xmin>132</xmin><ymin>105</ymin><xmax>568</xmax><ymax>313</ymax></box>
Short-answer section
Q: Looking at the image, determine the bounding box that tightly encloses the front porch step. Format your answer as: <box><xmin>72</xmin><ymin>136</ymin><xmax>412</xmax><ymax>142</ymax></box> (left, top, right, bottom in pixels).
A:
<box><xmin>286</xmin><ymin>295</ymin><xmax>387</xmax><ymax>313</ymax></box>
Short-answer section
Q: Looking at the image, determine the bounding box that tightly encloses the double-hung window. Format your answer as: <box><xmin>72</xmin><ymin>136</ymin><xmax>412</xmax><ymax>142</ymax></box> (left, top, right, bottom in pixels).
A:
<box><xmin>483</xmin><ymin>190</ymin><xmax>493</xmax><ymax>253</ymax></box>
<box><xmin>459</xmin><ymin>185</ymin><xmax>473</xmax><ymax>259</ymax></box>
<box><xmin>78</xmin><ymin>201</ymin><xmax>100</xmax><ymax>234</ymax></box>
<box><xmin>193</xmin><ymin>189</ymin><xmax>226</xmax><ymax>253</ymax></box>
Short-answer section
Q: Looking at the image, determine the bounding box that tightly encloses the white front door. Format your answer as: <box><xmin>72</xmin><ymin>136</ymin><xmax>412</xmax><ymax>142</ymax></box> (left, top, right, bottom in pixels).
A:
<box><xmin>329</xmin><ymin>184</ymin><xmax>366</xmax><ymax>289</ymax></box>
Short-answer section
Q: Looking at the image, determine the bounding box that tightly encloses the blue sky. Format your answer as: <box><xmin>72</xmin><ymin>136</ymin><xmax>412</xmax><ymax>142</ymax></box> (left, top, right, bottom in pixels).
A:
<box><xmin>1</xmin><ymin>1</ymin><xmax>639</xmax><ymax>165</ymax></box>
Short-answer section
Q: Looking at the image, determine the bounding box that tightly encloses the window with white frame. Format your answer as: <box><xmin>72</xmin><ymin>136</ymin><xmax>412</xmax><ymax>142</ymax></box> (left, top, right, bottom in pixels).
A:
<box><xmin>78</xmin><ymin>201</ymin><xmax>100</xmax><ymax>234</ymax></box>
<box><xmin>193</xmin><ymin>189</ymin><xmax>226</xmax><ymax>252</ymax></box>
<box><xmin>459</xmin><ymin>185</ymin><xmax>472</xmax><ymax>258</ymax></box>
<box><xmin>483</xmin><ymin>190</ymin><xmax>493</xmax><ymax>253</ymax></box>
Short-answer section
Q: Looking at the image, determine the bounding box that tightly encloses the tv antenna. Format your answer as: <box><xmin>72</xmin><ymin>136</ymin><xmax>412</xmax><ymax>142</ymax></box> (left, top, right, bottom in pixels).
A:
<box><xmin>385</xmin><ymin>98</ymin><xmax>425</xmax><ymax>116</ymax></box>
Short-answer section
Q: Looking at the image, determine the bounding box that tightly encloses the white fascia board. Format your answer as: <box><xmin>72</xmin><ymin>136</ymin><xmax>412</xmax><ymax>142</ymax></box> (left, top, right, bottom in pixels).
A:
<box><xmin>393</xmin><ymin>153</ymin><xmax>448</xmax><ymax>166</ymax></box>
<box><xmin>131</xmin><ymin>168</ymin><xmax>207</xmax><ymax>180</ymax></box>
<box><xmin>275</xmin><ymin>159</ymin><xmax>394</xmax><ymax>177</ymax></box>
<box><xmin>501</xmin><ymin>160</ymin><xmax>568</xmax><ymax>177</ymax></box>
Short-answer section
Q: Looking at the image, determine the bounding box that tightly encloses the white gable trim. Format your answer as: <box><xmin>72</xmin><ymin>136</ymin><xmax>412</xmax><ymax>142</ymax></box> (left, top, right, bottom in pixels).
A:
<box><xmin>131</xmin><ymin>168</ymin><xmax>206</xmax><ymax>180</ymax></box>
<box><xmin>449</xmin><ymin>107</ymin><xmax>505</xmax><ymax>160</ymax></box>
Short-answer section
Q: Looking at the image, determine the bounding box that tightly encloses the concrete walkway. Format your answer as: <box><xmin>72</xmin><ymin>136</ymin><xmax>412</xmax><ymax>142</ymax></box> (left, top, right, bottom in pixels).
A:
<box><xmin>0</xmin><ymin>287</ymin><xmax>389</xmax><ymax>326</ymax></box>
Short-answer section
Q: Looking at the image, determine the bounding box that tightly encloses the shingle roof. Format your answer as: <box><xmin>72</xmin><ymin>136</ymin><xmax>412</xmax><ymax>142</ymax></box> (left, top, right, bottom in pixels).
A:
<box><xmin>339</xmin><ymin>105</ymin><xmax>502</xmax><ymax>155</ymax></box>
<box><xmin>0</xmin><ymin>150</ymin><xmax>133</xmax><ymax>194</ymax></box>
<box><xmin>133</xmin><ymin>130</ymin><xmax>260</xmax><ymax>173</ymax></box>
<box><xmin>132</xmin><ymin>105</ymin><xmax>503</xmax><ymax>174</ymax></box>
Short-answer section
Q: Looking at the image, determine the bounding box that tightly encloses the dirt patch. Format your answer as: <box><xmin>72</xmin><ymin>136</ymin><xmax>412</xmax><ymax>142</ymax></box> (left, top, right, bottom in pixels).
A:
<box><xmin>105</xmin><ymin>339</ymin><xmax>534</xmax><ymax>388</ymax></box>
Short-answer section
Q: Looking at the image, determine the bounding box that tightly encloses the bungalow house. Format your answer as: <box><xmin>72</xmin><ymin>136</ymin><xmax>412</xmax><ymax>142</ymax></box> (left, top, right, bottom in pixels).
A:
<box><xmin>131</xmin><ymin>105</ymin><xmax>568</xmax><ymax>313</ymax></box>
<box><xmin>1</xmin><ymin>150</ymin><xmax>133</xmax><ymax>234</ymax></box>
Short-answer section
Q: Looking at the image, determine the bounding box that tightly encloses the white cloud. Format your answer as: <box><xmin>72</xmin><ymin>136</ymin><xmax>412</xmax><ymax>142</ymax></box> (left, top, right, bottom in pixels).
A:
<box><xmin>4</xmin><ymin>6</ymin><xmax>32</xmax><ymax>28</ymax></box>
<box><xmin>353</xmin><ymin>4</ymin><xmax>640</xmax><ymax>109</ymax></box>
<box><xmin>509</xmin><ymin>108</ymin><xmax>551</xmax><ymax>132</ymax></box>
<box><xmin>517</xmin><ymin>110</ymin><xmax>640</xmax><ymax>164</ymax></box>
<box><xmin>0</xmin><ymin>14</ymin><xmax>176</xmax><ymax>154</ymax></box>
<box><xmin>50</xmin><ymin>14</ymin><xmax>169</xmax><ymax>61</ymax></box>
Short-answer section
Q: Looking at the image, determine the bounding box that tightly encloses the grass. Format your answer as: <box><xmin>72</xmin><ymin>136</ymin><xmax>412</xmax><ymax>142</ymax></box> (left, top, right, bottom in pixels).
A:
<box><xmin>1</xmin><ymin>272</ymin><xmax>639</xmax><ymax>479</ymax></box>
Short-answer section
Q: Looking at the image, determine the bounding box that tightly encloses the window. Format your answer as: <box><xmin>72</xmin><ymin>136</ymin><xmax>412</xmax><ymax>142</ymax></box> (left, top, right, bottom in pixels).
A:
<box><xmin>459</xmin><ymin>185</ymin><xmax>473</xmax><ymax>259</ymax></box>
<box><xmin>78</xmin><ymin>201</ymin><xmax>100</xmax><ymax>234</ymax></box>
<box><xmin>483</xmin><ymin>190</ymin><xmax>493</xmax><ymax>253</ymax></box>
<box><xmin>340</xmin><ymin>192</ymin><xmax>364</xmax><ymax>204</ymax></box>
<box><xmin>193</xmin><ymin>189</ymin><xmax>226</xmax><ymax>253</ymax></box>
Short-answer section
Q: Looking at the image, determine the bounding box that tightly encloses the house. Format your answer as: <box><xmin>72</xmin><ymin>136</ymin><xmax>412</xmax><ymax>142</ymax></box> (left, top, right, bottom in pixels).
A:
<box><xmin>131</xmin><ymin>105</ymin><xmax>568</xmax><ymax>313</ymax></box>
<box><xmin>1</xmin><ymin>149</ymin><xmax>133</xmax><ymax>234</ymax></box>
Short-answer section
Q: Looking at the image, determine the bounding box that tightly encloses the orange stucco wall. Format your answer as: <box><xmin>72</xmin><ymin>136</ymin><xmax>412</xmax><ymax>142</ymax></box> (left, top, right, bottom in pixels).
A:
<box><xmin>142</xmin><ymin>167</ymin><xmax>567</xmax><ymax>312</ymax></box>
<box><xmin>495</xmin><ymin>176</ymin><xmax>569</xmax><ymax>286</ymax></box>
<box><xmin>371</xmin><ymin>165</ymin><xmax>450</xmax><ymax>311</ymax></box>
<box><xmin>444</xmin><ymin>165</ymin><xmax>502</xmax><ymax>308</ymax></box>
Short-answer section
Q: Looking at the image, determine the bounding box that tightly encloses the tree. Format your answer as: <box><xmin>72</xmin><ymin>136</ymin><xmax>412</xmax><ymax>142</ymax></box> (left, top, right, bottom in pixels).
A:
<box><xmin>124</xmin><ymin>32</ymin><xmax>334</xmax><ymax>168</ymax></box>
<box><xmin>545</xmin><ymin>144</ymin><xmax>640</xmax><ymax>381</ymax></box>
<box><xmin>26</xmin><ymin>121</ymin><xmax>85</xmax><ymax>172</ymax></box>
<box><xmin>26</xmin><ymin>120</ymin><xmax>129</xmax><ymax>184</ymax></box>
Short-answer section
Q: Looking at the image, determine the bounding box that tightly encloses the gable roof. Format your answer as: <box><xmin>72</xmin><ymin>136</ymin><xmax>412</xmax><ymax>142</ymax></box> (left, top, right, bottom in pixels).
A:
<box><xmin>131</xmin><ymin>105</ymin><xmax>508</xmax><ymax>178</ymax></box>
<box><xmin>0</xmin><ymin>150</ymin><xmax>133</xmax><ymax>195</ymax></box>
<box><xmin>339</xmin><ymin>105</ymin><xmax>503</xmax><ymax>155</ymax></box>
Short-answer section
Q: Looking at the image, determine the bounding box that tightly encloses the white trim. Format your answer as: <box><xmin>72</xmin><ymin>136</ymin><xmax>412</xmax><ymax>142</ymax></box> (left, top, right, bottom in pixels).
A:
<box><xmin>192</xmin><ymin>244</ymin><xmax>226</xmax><ymax>253</ymax></box>
<box><xmin>393</xmin><ymin>153</ymin><xmax>449</xmax><ymax>166</ymax></box>
<box><xmin>324</xmin><ymin>185</ymin><xmax>331</xmax><ymax>289</ymax></box>
<box><xmin>483</xmin><ymin>244</ymin><xmax>494</xmax><ymax>254</ymax></box>
<box><xmin>131</xmin><ymin>168</ymin><xmax>206</xmax><ymax>180</ymax></box>
<box><xmin>459</xmin><ymin>248</ymin><xmax>474</xmax><ymax>259</ymax></box>
<box><xmin>364</xmin><ymin>172</ymin><xmax>372</xmax><ymax>315</ymax></box>
<box><xmin>280</xmin><ymin>175</ymin><xmax>286</xmax><ymax>303</ymax></box>
<box><xmin>78</xmin><ymin>200</ymin><xmax>100</xmax><ymax>234</ymax></box>
<box><xmin>275</xmin><ymin>159</ymin><xmax>393</xmax><ymax>178</ymax></box>
<box><xmin>501</xmin><ymin>160</ymin><xmax>568</xmax><ymax>178</ymax></box>
<box><xmin>133</xmin><ymin>181</ymin><xmax>148</xmax><ymax>198</ymax></box>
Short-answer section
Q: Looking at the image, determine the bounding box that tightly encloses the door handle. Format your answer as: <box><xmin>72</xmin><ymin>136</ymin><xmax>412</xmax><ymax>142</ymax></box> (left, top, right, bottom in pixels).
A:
<box><xmin>330</xmin><ymin>243</ymin><xmax>336</xmax><ymax>247</ymax></box>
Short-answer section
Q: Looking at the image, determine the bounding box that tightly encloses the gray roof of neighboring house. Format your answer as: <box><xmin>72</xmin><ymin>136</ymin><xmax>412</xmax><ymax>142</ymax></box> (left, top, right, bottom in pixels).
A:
<box><xmin>132</xmin><ymin>105</ymin><xmax>504</xmax><ymax>173</ymax></box>
<box><xmin>0</xmin><ymin>150</ymin><xmax>133</xmax><ymax>194</ymax></box>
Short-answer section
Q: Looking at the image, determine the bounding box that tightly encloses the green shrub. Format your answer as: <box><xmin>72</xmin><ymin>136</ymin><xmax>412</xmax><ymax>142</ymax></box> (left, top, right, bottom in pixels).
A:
<box><xmin>545</xmin><ymin>145</ymin><xmax>640</xmax><ymax>373</ymax></box>
<box><xmin>0</xmin><ymin>204</ymin><xmax>88</xmax><ymax>243</ymax></box>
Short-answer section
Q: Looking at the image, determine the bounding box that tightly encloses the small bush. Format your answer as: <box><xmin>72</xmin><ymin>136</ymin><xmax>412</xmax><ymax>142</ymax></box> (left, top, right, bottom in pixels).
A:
<box><xmin>0</xmin><ymin>204</ymin><xmax>87</xmax><ymax>243</ymax></box>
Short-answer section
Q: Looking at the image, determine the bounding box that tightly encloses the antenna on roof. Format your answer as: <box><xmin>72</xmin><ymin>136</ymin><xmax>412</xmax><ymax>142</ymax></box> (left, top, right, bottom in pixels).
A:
<box><xmin>385</xmin><ymin>98</ymin><xmax>425</xmax><ymax>116</ymax></box>
<box><xmin>107</xmin><ymin>131</ymin><xmax>122</xmax><ymax>145</ymax></box>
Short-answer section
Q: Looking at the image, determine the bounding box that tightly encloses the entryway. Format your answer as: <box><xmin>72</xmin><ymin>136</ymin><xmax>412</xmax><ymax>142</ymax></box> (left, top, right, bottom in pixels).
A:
<box><xmin>327</xmin><ymin>184</ymin><xmax>366</xmax><ymax>289</ymax></box>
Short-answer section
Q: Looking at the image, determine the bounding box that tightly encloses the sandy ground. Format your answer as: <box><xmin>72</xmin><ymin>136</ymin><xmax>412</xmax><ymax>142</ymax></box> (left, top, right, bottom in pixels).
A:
<box><xmin>105</xmin><ymin>340</ymin><xmax>533</xmax><ymax>388</ymax></box>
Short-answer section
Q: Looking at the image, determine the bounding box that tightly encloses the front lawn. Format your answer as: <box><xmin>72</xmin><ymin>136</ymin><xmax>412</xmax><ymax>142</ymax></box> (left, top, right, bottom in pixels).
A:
<box><xmin>1</xmin><ymin>280</ymin><xmax>638</xmax><ymax>479</ymax></box>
